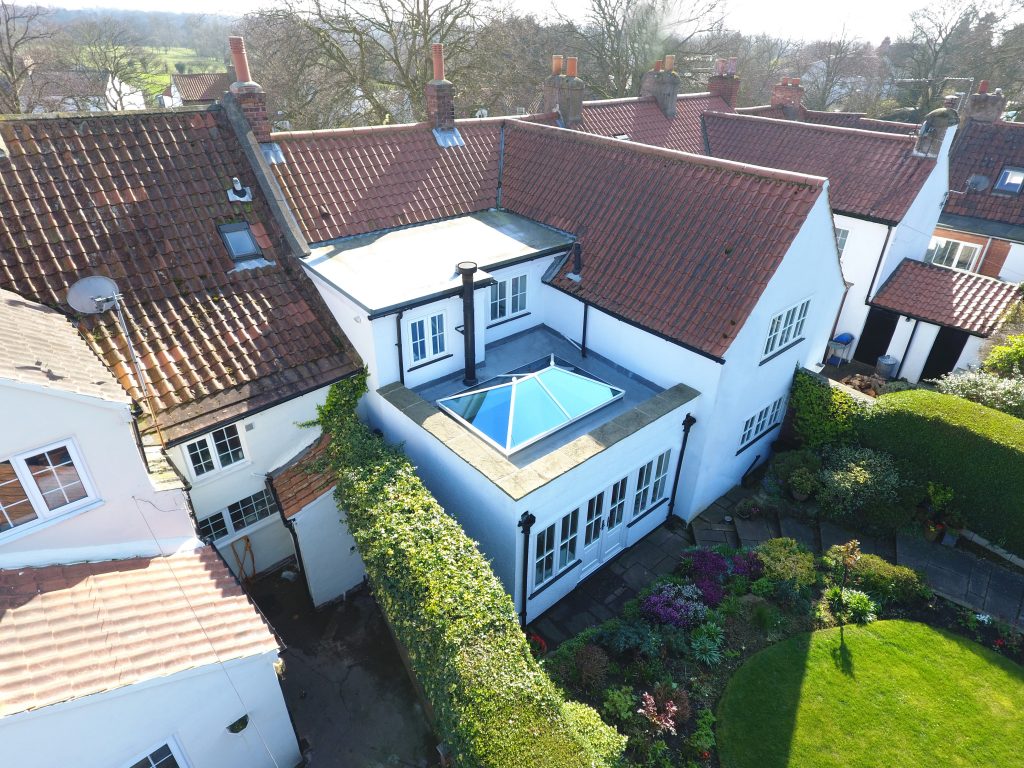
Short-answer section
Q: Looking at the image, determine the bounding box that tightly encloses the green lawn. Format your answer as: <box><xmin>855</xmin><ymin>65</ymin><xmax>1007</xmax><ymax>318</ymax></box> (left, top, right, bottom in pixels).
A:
<box><xmin>717</xmin><ymin>620</ymin><xmax>1024</xmax><ymax>768</ymax></box>
<box><xmin>138</xmin><ymin>47</ymin><xmax>223</xmax><ymax>99</ymax></box>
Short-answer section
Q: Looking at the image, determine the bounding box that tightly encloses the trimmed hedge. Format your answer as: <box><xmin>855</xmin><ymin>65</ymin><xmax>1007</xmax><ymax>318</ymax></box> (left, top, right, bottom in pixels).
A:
<box><xmin>312</xmin><ymin>373</ymin><xmax>625</xmax><ymax>768</ymax></box>
<box><xmin>858</xmin><ymin>389</ymin><xmax>1024</xmax><ymax>554</ymax></box>
<box><xmin>789</xmin><ymin>369</ymin><xmax>864</xmax><ymax>449</ymax></box>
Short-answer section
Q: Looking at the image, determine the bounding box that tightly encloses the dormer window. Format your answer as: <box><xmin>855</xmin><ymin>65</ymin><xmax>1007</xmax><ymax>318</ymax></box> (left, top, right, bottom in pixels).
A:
<box><xmin>218</xmin><ymin>222</ymin><xmax>261</xmax><ymax>261</ymax></box>
<box><xmin>994</xmin><ymin>166</ymin><xmax>1024</xmax><ymax>195</ymax></box>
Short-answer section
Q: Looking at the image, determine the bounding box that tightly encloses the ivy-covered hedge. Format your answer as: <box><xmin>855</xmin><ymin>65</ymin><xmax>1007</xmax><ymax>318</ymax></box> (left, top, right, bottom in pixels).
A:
<box><xmin>789</xmin><ymin>369</ymin><xmax>865</xmax><ymax>449</ymax></box>
<box><xmin>312</xmin><ymin>373</ymin><xmax>625</xmax><ymax>768</ymax></box>
<box><xmin>858</xmin><ymin>389</ymin><xmax>1024</xmax><ymax>554</ymax></box>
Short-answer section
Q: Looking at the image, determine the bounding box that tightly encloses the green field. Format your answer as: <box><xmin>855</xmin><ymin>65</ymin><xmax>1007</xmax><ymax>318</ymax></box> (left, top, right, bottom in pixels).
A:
<box><xmin>139</xmin><ymin>46</ymin><xmax>223</xmax><ymax>98</ymax></box>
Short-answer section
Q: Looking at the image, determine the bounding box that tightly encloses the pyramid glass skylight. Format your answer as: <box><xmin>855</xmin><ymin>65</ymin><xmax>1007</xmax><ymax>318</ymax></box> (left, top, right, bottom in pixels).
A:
<box><xmin>438</xmin><ymin>356</ymin><xmax>624</xmax><ymax>455</ymax></box>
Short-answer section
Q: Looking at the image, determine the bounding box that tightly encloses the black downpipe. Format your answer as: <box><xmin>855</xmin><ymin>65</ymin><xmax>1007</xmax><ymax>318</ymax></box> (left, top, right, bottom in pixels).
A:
<box><xmin>895</xmin><ymin>319</ymin><xmax>920</xmax><ymax>379</ymax></box>
<box><xmin>581</xmin><ymin>302</ymin><xmax>589</xmax><ymax>358</ymax></box>
<box><xmin>667</xmin><ymin>413</ymin><xmax>697</xmax><ymax>520</ymax></box>
<box><xmin>459</xmin><ymin>262</ymin><xmax>479</xmax><ymax>386</ymax></box>
<box><xmin>396</xmin><ymin>310</ymin><xmax>405</xmax><ymax>385</ymax></box>
<box><xmin>517</xmin><ymin>511</ymin><xmax>536</xmax><ymax>628</ymax></box>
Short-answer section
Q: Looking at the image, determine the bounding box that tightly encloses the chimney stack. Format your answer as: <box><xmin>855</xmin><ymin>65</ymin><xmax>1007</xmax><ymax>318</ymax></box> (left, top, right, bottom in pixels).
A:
<box><xmin>966</xmin><ymin>80</ymin><xmax>1007</xmax><ymax>123</ymax></box>
<box><xmin>641</xmin><ymin>56</ymin><xmax>681</xmax><ymax>118</ymax></box>
<box><xmin>425</xmin><ymin>43</ymin><xmax>456</xmax><ymax>131</ymax></box>
<box><xmin>914</xmin><ymin>106</ymin><xmax>959</xmax><ymax>157</ymax></box>
<box><xmin>542</xmin><ymin>54</ymin><xmax>584</xmax><ymax>129</ymax></box>
<box><xmin>228</xmin><ymin>36</ymin><xmax>271</xmax><ymax>142</ymax></box>
<box><xmin>542</xmin><ymin>55</ymin><xmax>565</xmax><ymax>114</ymax></box>
<box><xmin>771</xmin><ymin>76</ymin><xmax>804</xmax><ymax>119</ymax></box>
<box><xmin>707</xmin><ymin>56</ymin><xmax>740</xmax><ymax>109</ymax></box>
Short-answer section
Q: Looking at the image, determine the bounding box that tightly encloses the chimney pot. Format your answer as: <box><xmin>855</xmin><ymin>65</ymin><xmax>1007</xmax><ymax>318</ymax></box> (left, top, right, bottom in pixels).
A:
<box><xmin>431</xmin><ymin>43</ymin><xmax>446</xmax><ymax>81</ymax></box>
<box><xmin>726</xmin><ymin>57</ymin><xmax>737</xmax><ymax>75</ymax></box>
<box><xmin>791</xmin><ymin>77</ymin><xmax>800</xmax><ymax>87</ymax></box>
<box><xmin>228</xmin><ymin>36</ymin><xmax>252</xmax><ymax>84</ymax></box>
<box><xmin>654</xmin><ymin>60</ymin><xmax>663</xmax><ymax>72</ymax></box>
<box><xmin>566</xmin><ymin>56</ymin><xmax>578</xmax><ymax>78</ymax></box>
<box><xmin>978</xmin><ymin>79</ymin><xmax>989</xmax><ymax>94</ymax></box>
<box><xmin>966</xmin><ymin>82</ymin><xmax>1006</xmax><ymax>123</ymax></box>
<box><xmin>663</xmin><ymin>54</ymin><xmax>675</xmax><ymax>72</ymax></box>
<box><xmin>714</xmin><ymin>58</ymin><xmax>726</xmax><ymax>76</ymax></box>
<box><xmin>551</xmin><ymin>54</ymin><xmax>563</xmax><ymax>76</ymax></box>
<box><xmin>708</xmin><ymin>55</ymin><xmax>741</xmax><ymax>109</ymax></box>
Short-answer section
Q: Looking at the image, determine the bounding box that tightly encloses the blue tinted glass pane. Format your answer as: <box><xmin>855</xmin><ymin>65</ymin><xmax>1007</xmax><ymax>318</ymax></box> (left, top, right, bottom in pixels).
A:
<box><xmin>510</xmin><ymin>377</ymin><xmax>567</xmax><ymax>448</ymax></box>
<box><xmin>539</xmin><ymin>368</ymin><xmax>619</xmax><ymax>418</ymax></box>
<box><xmin>444</xmin><ymin>386</ymin><xmax>513</xmax><ymax>448</ymax></box>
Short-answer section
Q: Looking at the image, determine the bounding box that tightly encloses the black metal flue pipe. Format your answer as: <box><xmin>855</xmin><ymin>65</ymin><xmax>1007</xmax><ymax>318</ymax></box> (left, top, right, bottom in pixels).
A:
<box><xmin>458</xmin><ymin>261</ymin><xmax>478</xmax><ymax>386</ymax></box>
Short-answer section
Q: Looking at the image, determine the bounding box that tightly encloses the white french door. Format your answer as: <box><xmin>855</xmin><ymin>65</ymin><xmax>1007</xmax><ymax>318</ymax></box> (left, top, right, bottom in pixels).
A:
<box><xmin>580</xmin><ymin>491</ymin><xmax>605</xmax><ymax>577</ymax></box>
<box><xmin>603</xmin><ymin>476</ymin><xmax>629</xmax><ymax>557</ymax></box>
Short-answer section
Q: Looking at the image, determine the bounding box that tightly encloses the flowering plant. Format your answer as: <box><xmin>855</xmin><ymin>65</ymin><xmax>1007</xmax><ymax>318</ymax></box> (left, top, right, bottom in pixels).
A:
<box><xmin>637</xmin><ymin>691</ymin><xmax>677</xmax><ymax>736</ymax></box>
<box><xmin>641</xmin><ymin>583</ymin><xmax>708</xmax><ymax>629</ymax></box>
<box><xmin>731</xmin><ymin>550</ymin><xmax>763</xmax><ymax>579</ymax></box>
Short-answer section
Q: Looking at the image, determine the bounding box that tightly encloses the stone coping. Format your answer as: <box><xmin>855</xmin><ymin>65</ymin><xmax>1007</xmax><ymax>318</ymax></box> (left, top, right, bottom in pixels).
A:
<box><xmin>378</xmin><ymin>381</ymin><xmax>699</xmax><ymax>501</ymax></box>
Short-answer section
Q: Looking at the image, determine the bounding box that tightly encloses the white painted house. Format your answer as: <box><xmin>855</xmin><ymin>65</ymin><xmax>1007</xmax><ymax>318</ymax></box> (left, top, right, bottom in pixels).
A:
<box><xmin>0</xmin><ymin>289</ymin><xmax>301</xmax><ymax>768</ymax></box>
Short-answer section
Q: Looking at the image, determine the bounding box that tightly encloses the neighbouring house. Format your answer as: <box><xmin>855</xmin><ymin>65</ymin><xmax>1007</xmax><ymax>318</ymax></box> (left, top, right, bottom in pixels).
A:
<box><xmin>27</xmin><ymin>69</ymin><xmax>147</xmax><ymax>112</ymax></box>
<box><xmin>161</xmin><ymin>71</ymin><xmax>233</xmax><ymax>108</ymax></box>
<box><xmin>259</xmin><ymin>45</ymin><xmax>845</xmax><ymax>622</ymax></box>
<box><xmin>0</xmin><ymin>37</ymin><xmax>363</xmax><ymax>596</ymax></box>
<box><xmin>0</xmin><ymin>289</ymin><xmax>300</xmax><ymax>768</ymax></box>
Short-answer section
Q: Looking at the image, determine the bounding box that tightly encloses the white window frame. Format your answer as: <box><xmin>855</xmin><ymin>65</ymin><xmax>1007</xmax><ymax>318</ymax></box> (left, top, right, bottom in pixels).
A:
<box><xmin>407</xmin><ymin>310</ymin><xmax>448</xmax><ymax>365</ymax></box>
<box><xmin>123</xmin><ymin>739</ymin><xmax>188</xmax><ymax>768</ymax></box>
<box><xmin>926</xmin><ymin>236</ymin><xmax>981</xmax><ymax>272</ymax></box>
<box><xmin>739</xmin><ymin>395</ymin><xmax>787</xmax><ymax>449</ymax></box>
<box><xmin>835</xmin><ymin>227</ymin><xmax>850</xmax><ymax>257</ymax></box>
<box><xmin>762</xmin><ymin>299</ymin><xmax>811</xmax><ymax>359</ymax></box>
<box><xmin>994</xmin><ymin>166</ymin><xmax>1024</xmax><ymax>195</ymax></box>
<box><xmin>633</xmin><ymin>449</ymin><xmax>671</xmax><ymax>518</ymax></box>
<box><xmin>183</xmin><ymin>423</ymin><xmax>247</xmax><ymax>481</ymax></box>
<box><xmin>196</xmin><ymin>487</ymin><xmax>279</xmax><ymax>543</ymax></box>
<box><xmin>1</xmin><ymin>439</ymin><xmax>97</xmax><ymax>535</ymax></box>
<box><xmin>489</xmin><ymin>273</ymin><xmax>528</xmax><ymax>323</ymax></box>
<box><xmin>534</xmin><ymin>508</ymin><xmax>579</xmax><ymax>589</ymax></box>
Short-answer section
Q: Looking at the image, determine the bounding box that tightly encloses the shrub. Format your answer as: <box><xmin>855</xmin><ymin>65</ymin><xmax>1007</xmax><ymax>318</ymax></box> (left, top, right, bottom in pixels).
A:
<box><xmin>602</xmin><ymin>685</ymin><xmax>637</xmax><ymax>726</ymax></box>
<box><xmin>641</xmin><ymin>584</ymin><xmax>708</xmax><ymax>629</ymax></box>
<box><xmin>756</xmin><ymin>538</ymin><xmax>817</xmax><ymax>591</ymax></box>
<box><xmin>575</xmin><ymin>644</ymin><xmax>610</xmax><ymax>693</ymax></box>
<box><xmin>679</xmin><ymin>548</ymin><xmax>730</xmax><ymax>606</ymax></box>
<box><xmin>817</xmin><ymin>445</ymin><xmax>901</xmax><ymax>520</ymax></box>
<box><xmin>983</xmin><ymin>333</ymin><xmax>1024</xmax><ymax>377</ymax></box>
<box><xmin>313</xmin><ymin>375</ymin><xmax>624</xmax><ymax>767</ymax></box>
<box><xmin>788</xmin><ymin>466</ymin><xmax>818</xmax><ymax>497</ymax></box>
<box><xmin>789</xmin><ymin>369</ymin><xmax>865</xmax><ymax>448</ymax></box>
<box><xmin>690</xmin><ymin>622</ymin><xmax>725</xmax><ymax>666</ymax></box>
<box><xmin>652</xmin><ymin>682</ymin><xmax>691</xmax><ymax>726</ymax></box>
<box><xmin>689</xmin><ymin>709</ymin><xmax>717</xmax><ymax>756</ymax></box>
<box><xmin>772</xmin><ymin>448</ymin><xmax>823</xmax><ymax>486</ymax></box>
<box><xmin>823</xmin><ymin>547</ymin><xmax>930</xmax><ymax>605</ymax></box>
<box><xmin>825</xmin><ymin>586</ymin><xmax>878</xmax><ymax>624</ymax></box>
<box><xmin>750</xmin><ymin>577</ymin><xmax>776</xmax><ymax>599</ymax></box>
<box><xmin>593</xmin><ymin>619</ymin><xmax>663</xmax><ymax>659</ymax></box>
<box><xmin>933</xmin><ymin>368</ymin><xmax>1024</xmax><ymax>419</ymax></box>
<box><xmin>730</xmin><ymin>550</ymin><xmax>763</xmax><ymax>579</ymax></box>
<box><xmin>858</xmin><ymin>389</ymin><xmax>1024</xmax><ymax>555</ymax></box>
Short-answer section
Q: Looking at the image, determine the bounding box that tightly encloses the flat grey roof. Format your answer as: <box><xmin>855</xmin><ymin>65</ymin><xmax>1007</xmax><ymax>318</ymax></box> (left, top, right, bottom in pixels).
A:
<box><xmin>302</xmin><ymin>210</ymin><xmax>574</xmax><ymax>316</ymax></box>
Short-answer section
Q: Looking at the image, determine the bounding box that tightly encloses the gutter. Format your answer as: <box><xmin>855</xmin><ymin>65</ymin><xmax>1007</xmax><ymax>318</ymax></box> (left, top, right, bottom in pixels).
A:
<box><xmin>864</xmin><ymin>224</ymin><xmax>895</xmax><ymax>302</ymax></box>
<box><xmin>667</xmin><ymin>413</ymin><xmax>697</xmax><ymax>520</ymax></box>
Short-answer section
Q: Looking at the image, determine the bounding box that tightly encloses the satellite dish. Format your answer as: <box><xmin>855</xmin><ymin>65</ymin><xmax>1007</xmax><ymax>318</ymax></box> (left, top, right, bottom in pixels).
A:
<box><xmin>67</xmin><ymin>276</ymin><xmax>119</xmax><ymax>314</ymax></box>
<box><xmin>967</xmin><ymin>174</ymin><xmax>990</xmax><ymax>192</ymax></box>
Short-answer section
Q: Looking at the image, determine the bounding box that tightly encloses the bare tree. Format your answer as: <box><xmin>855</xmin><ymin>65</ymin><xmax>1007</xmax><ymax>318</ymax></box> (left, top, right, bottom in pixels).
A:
<box><xmin>0</xmin><ymin>1</ymin><xmax>53</xmax><ymax>113</ymax></box>
<box><xmin>59</xmin><ymin>15</ymin><xmax>154</xmax><ymax>110</ymax></box>
<box><xmin>798</xmin><ymin>30</ymin><xmax>872</xmax><ymax>110</ymax></box>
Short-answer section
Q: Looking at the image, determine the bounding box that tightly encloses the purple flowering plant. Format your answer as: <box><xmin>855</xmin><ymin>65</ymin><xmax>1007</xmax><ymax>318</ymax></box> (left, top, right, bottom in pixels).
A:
<box><xmin>641</xmin><ymin>583</ymin><xmax>708</xmax><ymax>629</ymax></box>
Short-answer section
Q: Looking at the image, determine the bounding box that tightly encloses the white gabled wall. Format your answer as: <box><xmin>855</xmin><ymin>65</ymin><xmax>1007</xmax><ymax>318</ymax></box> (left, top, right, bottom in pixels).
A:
<box><xmin>0</xmin><ymin>652</ymin><xmax>299</xmax><ymax>768</ymax></box>
<box><xmin>290</xmin><ymin>491</ymin><xmax>366</xmax><ymax>607</ymax></box>
<box><xmin>833</xmin><ymin>215</ymin><xmax>891</xmax><ymax>342</ymax></box>
<box><xmin>0</xmin><ymin>383</ymin><xmax>195</xmax><ymax>568</ymax></box>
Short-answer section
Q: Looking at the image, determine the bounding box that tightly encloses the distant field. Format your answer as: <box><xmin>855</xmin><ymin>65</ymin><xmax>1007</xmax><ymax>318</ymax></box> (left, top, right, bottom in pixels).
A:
<box><xmin>139</xmin><ymin>46</ymin><xmax>223</xmax><ymax>99</ymax></box>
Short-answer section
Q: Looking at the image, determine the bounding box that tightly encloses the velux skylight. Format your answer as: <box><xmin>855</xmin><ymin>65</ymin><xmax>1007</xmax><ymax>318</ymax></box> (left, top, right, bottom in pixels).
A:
<box><xmin>438</xmin><ymin>356</ymin><xmax>624</xmax><ymax>455</ymax></box>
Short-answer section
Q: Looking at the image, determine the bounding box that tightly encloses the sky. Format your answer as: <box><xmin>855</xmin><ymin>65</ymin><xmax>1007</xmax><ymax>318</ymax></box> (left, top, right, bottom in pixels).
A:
<box><xmin>49</xmin><ymin>0</ymin><xmax>919</xmax><ymax>44</ymax></box>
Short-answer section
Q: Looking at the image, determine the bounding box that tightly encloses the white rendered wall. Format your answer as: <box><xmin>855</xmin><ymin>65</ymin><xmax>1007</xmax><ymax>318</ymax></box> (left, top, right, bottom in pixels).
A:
<box><xmin>0</xmin><ymin>383</ymin><xmax>195</xmax><ymax>568</ymax></box>
<box><xmin>0</xmin><ymin>652</ymin><xmax>299</xmax><ymax>768</ymax></box>
<box><xmin>897</xmin><ymin>322</ymin><xmax>941</xmax><ymax>382</ymax></box>
<box><xmin>954</xmin><ymin>335</ymin><xmax>986</xmax><ymax>371</ymax></box>
<box><xmin>1001</xmin><ymin>242</ymin><xmax>1024</xmax><ymax>283</ymax></box>
<box><xmin>884</xmin><ymin>315</ymin><xmax>918</xmax><ymax>372</ymax></box>
<box><xmin>832</xmin><ymin>215</ymin><xmax>892</xmax><ymax>342</ymax></box>
<box><xmin>291</xmin><ymin>491</ymin><xmax>366</xmax><ymax>607</ymax></box>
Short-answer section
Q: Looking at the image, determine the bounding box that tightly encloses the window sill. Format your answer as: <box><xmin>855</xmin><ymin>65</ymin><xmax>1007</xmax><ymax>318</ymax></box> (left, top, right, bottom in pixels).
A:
<box><xmin>188</xmin><ymin>459</ymin><xmax>253</xmax><ymax>488</ymax></box>
<box><xmin>0</xmin><ymin>498</ymin><xmax>104</xmax><ymax>545</ymax></box>
<box><xmin>627</xmin><ymin>497</ymin><xmax>668</xmax><ymax>529</ymax></box>
<box><xmin>529</xmin><ymin>558</ymin><xmax>581</xmax><ymax>600</ymax></box>
<box><xmin>759</xmin><ymin>337</ymin><xmax>805</xmax><ymax>366</ymax></box>
<box><xmin>736</xmin><ymin>423</ymin><xmax>782</xmax><ymax>456</ymax></box>
<box><xmin>407</xmin><ymin>352</ymin><xmax>453</xmax><ymax>373</ymax></box>
<box><xmin>486</xmin><ymin>311</ymin><xmax>531</xmax><ymax>330</ymax></box>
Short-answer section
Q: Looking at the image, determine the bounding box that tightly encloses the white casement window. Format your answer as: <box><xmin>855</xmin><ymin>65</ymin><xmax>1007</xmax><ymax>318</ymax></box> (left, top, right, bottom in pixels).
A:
<box><xmin>835</xmin><ymin>228</ymin><xmax>850</xmax><ymax>257</ymax></box>
<box><xmin>409</xmin><ymin>311</ymin><xmax>447</xmax><ymax>364</ymax></box>
<box><xmin>763</xmin><ymin>299</ymin><xmax>811</xmax><ymax>358</ymax></box>
<box><xmin>651</xmin><ymin>450</ymin><xmax>672</xmax><ymax>503</ymax></box>
<box><xmin>633</xmin><ymin>450</ymin><xmax>671</xmax><ymax>517</ymax></box>
<box><xmin>127</xmin><ymin>743</ymin><xmax>183</xmax><ymax>768</ymax></box>
<box><xmin>607</xmin><ymin>477</ymin><xmax>628</xmax><ymax>530</ymax></box>
<box><xmin>490</xmin><ymin>274</ymin><xmax>528</xmax><ymax>322</ymax></box>
<box><xmin>197</xmin><ymin>488</ymin><xmax>279</xmax><ymax>542</ymax></box>
<box><xmin>926</xmin><ymin>237</ymin><xmax>981</xmax><ymax>272</ymax></box>
<box><xmin>1</xmin><ymin>440</ymin><xmax>95</xmax><ymax>534</ymax></box>
<box><xmin>185</xmin><ymin>424</ymin><xmax>245</xmax><ymax>479</ymax></box>
<box><xmin>740</xmin><ymin>396</ymin><xmax>787</xmax><ymax>448</ymax></box>
<box><xmin>534</xmin><ymin>508</ymin><xmax>579</xmax><ymax>588</ymax></box>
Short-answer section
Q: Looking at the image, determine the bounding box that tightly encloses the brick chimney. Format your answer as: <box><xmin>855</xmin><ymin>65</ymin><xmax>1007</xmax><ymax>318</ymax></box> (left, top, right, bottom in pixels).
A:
<box><xmin>640</xmin><ymin>56</ymin><xmax>681</xmax><ymax>118</ymax></box>
<box><xmin>966</xmin><ymin>80</ymin><xmax>1007</xmax><ymax>123</ymax></box>
<box><xmin>562</xmin><ymin>56</ymin><xmax>584</xmax><ymax>128</ymax></box>
<box><xmin>228</xmin><ymin>36</ymin><xmax>270</xmax><ymax>142</ymax></box>
<box><xmin>914</xmin><ymin>105</ymin><xmax>959</xmax><ymax>157</ymax></box>
<box><xmin>707</xmin><ymin>57</ymin><xmax>740</xmax><ymax>109</ymax></box>
<box><xmin>542</xmin><ymin>55</ymin><xmax>565</xmax><ymax>115</ymax></box>
<box><xmin>771</xmin><ymin>76</ymin><xmax>804</xmax><ymax>118</ymax></box>
<box><xmin>425</xmin><ymin>43</ymin><xmax>455</xmax><ymax>131</ymax></box>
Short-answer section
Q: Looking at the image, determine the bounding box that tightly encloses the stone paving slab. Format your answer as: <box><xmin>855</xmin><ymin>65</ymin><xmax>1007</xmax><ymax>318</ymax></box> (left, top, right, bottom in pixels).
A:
<box><xmin>734</xmin><ymin>516</ymin><xmax>773</xmax><ymax>548</ymax></box>
<box><xmin>779</xmin><ymin>516</ymin><xmax>818</xmax><ymax>552</ymax></box>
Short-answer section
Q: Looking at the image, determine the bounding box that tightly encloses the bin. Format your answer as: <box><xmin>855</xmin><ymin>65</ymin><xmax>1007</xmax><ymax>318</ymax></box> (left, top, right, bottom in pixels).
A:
<box><xmin>875</xmin><ymin>355</ymin><xmax>899</xmax><ymax>379</ymax></box>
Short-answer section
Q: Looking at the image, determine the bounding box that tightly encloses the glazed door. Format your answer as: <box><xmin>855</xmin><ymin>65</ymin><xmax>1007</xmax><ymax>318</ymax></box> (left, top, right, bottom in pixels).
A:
<box><xmin>602</xmin><ymin>476</ymin><xmax>630</xmax><ymax>558</ymax></box>
<box><xmin>580</xmin><ymin>491</ymin><xmax>605</xmax><ymax>577</ymax></box>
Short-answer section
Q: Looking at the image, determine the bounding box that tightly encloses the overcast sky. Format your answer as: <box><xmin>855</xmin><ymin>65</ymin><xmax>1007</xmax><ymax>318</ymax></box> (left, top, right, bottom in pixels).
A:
<box><xmin>50</xmin><ymin>0</ymin><xmax>917</xmax><ymax>44</ymax></box>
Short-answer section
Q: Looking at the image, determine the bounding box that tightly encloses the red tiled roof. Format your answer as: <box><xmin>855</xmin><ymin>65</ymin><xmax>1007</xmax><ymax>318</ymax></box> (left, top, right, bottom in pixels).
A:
<box><xmin>703</xmin><ymin>112</ymin><xmax>935</xmax><ymax>222</ymax></box>
<box><xmin>0</xmin><ymin>107</ymin><xmax>361</xmax><ymax>442</ymax></box>
<box><xmin>501</xmin><ymin>120</ymin><xmax>826</xmax><ymax>359</ymax></box>
<box><xmin>872</xmin><ymin>259</ymin><xmax>1021</xmax><ymax>336</ymax></box>
<box><xmin>270</xmin><ymin>434</ymin><xmax>333</xmax><ymax>519</ymax></box>
<box><xmin>270</xmin><ymin>119</ymin><xmax>505</xmax><ymax>243</ymax></box>
<box><xmin>579</xmin><ymin>93</ymin><xmax>731</xmax><ymax>154</ymax></box>
<box><xmin>172</xmin><ymin>72</ymin><xmax>231</xmax><ymax>103</ymax></box>
<box><xmin>735</xmin><ymin>104</ymin><xmax>918</xmax><ymax>134</ymax></box>
<box><xmin>0</xmin><ymin>546</ymin><xmax>280</xmax><ymax>716</ymax></box>
<box><xmin>944</xmin><ymin>119</ymin><xmax>1024</xmax><ymax>228</ymax></box>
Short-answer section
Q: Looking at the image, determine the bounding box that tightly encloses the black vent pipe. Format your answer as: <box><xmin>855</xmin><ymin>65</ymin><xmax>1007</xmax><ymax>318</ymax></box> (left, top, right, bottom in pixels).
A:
<box><xmin>517</xmin><ymin>511</ymin><xmax>536</xmax><ymax>628</ymax></box>
<box><xmin>459</xmin><ymin>261</ymin><xmax>478</xmax><ymax>386</ymax></box>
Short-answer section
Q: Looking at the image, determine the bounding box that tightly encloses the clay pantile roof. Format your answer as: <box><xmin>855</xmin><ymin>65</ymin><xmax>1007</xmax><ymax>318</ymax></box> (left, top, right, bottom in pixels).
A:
<box><xmin>703</xmin><ymin>112</ymin><xmax>935</xmax><ymax>223</ymax></box>
<box><xmin>270</xmin><ymin>434</ymin><xmax>333</xmax><ymax>519</ymax></box>
<box><xmin>0</xmin><ymin>107</ymin><xmax>361</xmax><ymax>442</ymax></box>
<box><xmin>872</xmin><ymin>259</ymin><xmax>1021</xmax><ymax>336</ymax></box>
<box><xmin>579</xmin><ymin>93</ymin><xmax>731</xmax><ymax>154</ymax></box>
<box><xmin>501</xmin><ymin>120</ymin><xmax>826</xmax><ymax>359</ymax></box>
<box><xmin>270</xmin><ymin>119</ymin><xmax>506</xmax><ymax>243</ymax></box>
<box><xmin>735</xmin><ymin>104</ymin><xmax>918</xmax><ymax>134</ymax></box>
<box><xmin>944</xmin><ymin>119</ymin><xmax>1024</xmax><ymax>231</ymax></box>
<box><xmin>0</xmin><ymin>287</ymin><xmax>126</xmax><ymax>402</ymax></box>
<box><xmin>173</xmin><ymin>72</ymin><xmax>231</xmax><ymax>104</ymax></box>
<box><xmin>0</xmin><ymin>546</ymin><xmax>279</xmax><ymax>716</ymax></box>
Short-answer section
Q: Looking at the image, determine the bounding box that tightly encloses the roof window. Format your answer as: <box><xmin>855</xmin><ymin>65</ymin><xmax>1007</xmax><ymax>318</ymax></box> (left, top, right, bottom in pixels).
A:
<box><xmin>994</xmin><ymin>166</ymin><xmax>1024</xmax><ymax>195</ymax></box>
<box><xmin>218</xmin><ymin>222</ymin><xmax>261</xmax><ymax>261</ymax></box>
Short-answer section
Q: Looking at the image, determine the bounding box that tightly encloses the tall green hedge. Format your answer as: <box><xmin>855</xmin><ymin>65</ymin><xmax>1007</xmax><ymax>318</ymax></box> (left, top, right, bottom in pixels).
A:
<box><xmin>789</xmin><ymin>369</ymin><xmax>865</xmax><ymax>449</ymax></box>
<box><xmin>858</xmin><ymin>389</ymin><xmax>1024</xmax><ymax>554</ymax></box>
<box><xmin>312</xmin><ymin>373</ymin><xmax>625</xmax><ymax>768</ymax></box>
